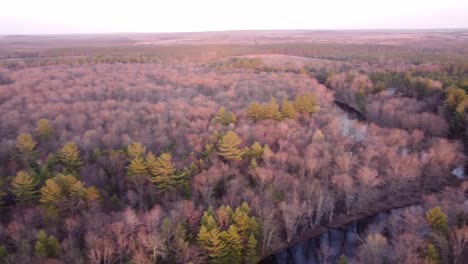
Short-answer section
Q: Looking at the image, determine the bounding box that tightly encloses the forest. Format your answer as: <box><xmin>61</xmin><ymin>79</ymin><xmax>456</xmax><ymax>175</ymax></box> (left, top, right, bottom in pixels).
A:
<box><xmin>0</xmin><ymin>30</ymin><xmax>467</xmax><ymax>264</ymax></box>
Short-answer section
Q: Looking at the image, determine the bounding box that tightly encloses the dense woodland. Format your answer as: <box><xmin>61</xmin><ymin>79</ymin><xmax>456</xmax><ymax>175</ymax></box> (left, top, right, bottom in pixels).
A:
<box><xmin>0</xmin><ymin>32</ymin><xmax>467</xmax><ymax>264</ymax></box>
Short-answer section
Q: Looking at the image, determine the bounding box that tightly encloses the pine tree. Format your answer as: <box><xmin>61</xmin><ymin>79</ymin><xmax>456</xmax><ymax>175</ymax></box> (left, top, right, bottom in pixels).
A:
<box><xmin>59</xmin><ymin>142</ymin><xmax>82</xmax><ymax>174</ymax></box>
<box><xmin>247</xmin><ymin>102</ymin><xmax>262</xmax><ymax>121</ymax></box>
<box><xmin>221</xmin><ymin>225</ymin><xmax>242</xmax><ymax>264</ymax></box>
<box><xmin>147</xmin><ymin>153</ymin><xmax>179</xmax><ymax>192</ymax></box>
<box><xmin>249</xmin><ymin>141</ymin><xmax>263</xmax><ymax>158</ymax></box>
<box><xmin>295</xmin><ymin>93</ymin><xmax>319</xmax><ymax>114</ymax></box>
<box><xmin>201</xmin><ymin>211</ymin><xmax>219</xmax><ymax>231</ymax></box>
<box><xmin>40</xmin><ymin>174</ymin><xmax>97</xmax><ymax>205</ymax></box>
<box><xmin>268</xmin><ymin>97</ymin><xmax>282</xmax><ymax>121</ymax></box>
<box><xmin>425</xmin><ymin>243</ymin><xmax>440</xmax><ymax>264</ymax></box>
<box><xmin>281</xmin><ymin>98</ymin><xmax>297</xmax><ymax>119</ymax></box>
<box><xmin>16</xmin><ymin>133</ymin><xmax>37</xmax><ymax>154</ymax></box>
<box><xmin>197</xmin><ymin>225</ymin><xmax>226</xmax><ymax>264</ymax></box>
<box><xmin>426</xmin><ymin>206</ymin><xmax>449</xmax><ymax>235</ymax></box>
<box><xmin>245</xmin><ymin>233</ymin><xmax>259</xmax><ymax>264</ymax></box>
<box><xmin>232</xmin><ymin>203</ymin><xmax>257</xmax><ymax>239</ymax></box>
<box><xmin>39</xmin><ymin>179</ymin><xmax>62</xmax><ymax>204</ymax></box>
<box><xmin>127</xmin><ymin>156</ymin><xmax>148</xmax><ymax>177</ymax></box>
<box><xmin>35</xmin><ymin>119</ymin><xmax>54</xmax><ymax>140</ymax></box>
<box><xmin>86</xmin><ymin>186</ymin><xmax>101</xmax><ymax>202</ymax></box>
<box><xmin>127</xmin><ymin>142</ymin><xmax>146</xmax><ymax>159</ymax></box>
<box><xmin>35</xmin><ymin>230</ymin><xmax>60</xmax><ymax>258</ymax></box>
<box><xmin>217</xmin><ymin>131</ymin><xmax>245</xmax><ymax>161</ymax></box>
<box><xmin>10</xmin><ymin>171</ymin><xmax>37</xmax><ymax>203</ymax></box>
<box><xmin>215</xmin><ymin>106</ymin><xmax>237</xmax><ymax>126</ymax></box>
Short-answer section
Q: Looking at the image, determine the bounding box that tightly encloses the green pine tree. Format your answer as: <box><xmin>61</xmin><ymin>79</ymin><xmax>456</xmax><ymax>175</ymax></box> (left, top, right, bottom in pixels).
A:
<box><xmin>281</xmin><ymin>98</ymin><xmax>297</xmax><ymax>119</ymax></box>
<box><xmin>217</xmin><ymin>131</ymin><xmax>246</xmax><ymax>161</ymax></box>
<box><xmin>35</xmin><ymin>230</ymin><xmax>60</xmax><ymax>258</ymax></box>
<box><xmin>10</xmin><ymin>171</ymin><xmax>37</xmax><ymax>203</ymax></box>
<box><xmin>221</xmin><ymin>225</ymin><xmax>242</xmax><ymax>264</ymax></box>
<box><xmin>245</xmin><ymin>233</ymin><xmax>259</xmax><ymax>264</ymax></box>
<box><xmin>35</xmin><ymin>119</ymin><xmax>54</xmax><ymax>141</ymax></box>
<box><xmin>59</xmin><ymin>142</ymin><xmax>82</xmax><ymax>174</ymax></box>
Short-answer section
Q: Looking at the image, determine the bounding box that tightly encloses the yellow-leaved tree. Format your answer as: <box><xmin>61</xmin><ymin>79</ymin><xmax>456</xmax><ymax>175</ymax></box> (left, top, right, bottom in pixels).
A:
<box><xmin>217</xmin><ymin>131</ymin><xmax>245</xmax><ymax>161</ymax></box>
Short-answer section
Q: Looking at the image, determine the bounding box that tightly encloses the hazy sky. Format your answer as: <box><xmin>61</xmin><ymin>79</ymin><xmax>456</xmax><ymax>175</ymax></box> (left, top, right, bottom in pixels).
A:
<box><xmin>1</xmin><ymin>0</ymin><xmax>468</xmax><ymax>34</ymax></box>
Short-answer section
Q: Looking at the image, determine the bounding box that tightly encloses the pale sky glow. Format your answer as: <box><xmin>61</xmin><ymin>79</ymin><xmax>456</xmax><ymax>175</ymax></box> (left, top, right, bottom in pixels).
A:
<box><xmin>1</xmin><ymin>0</ymin><xmax>468</xmax><ymax>34</ymax></box>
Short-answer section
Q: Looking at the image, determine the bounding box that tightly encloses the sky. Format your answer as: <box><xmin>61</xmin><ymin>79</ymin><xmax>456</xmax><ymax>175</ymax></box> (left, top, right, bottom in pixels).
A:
<box><xmin>1</xmin><ymin>0</ymin><xmax>468</xmax><ymax>34</ymax></box>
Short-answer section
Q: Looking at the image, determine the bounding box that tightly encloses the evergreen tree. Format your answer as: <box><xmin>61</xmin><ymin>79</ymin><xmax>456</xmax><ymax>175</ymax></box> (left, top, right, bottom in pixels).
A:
<box><xmin>249</xmin><ymin>141</ymin><xmax>263</xmax><ymax>158</ymax></box>
<box><xmin>268</xmin><ymin>97</ymin><xmax>282</xmax><ymax>121</ymax></box>
<box><xmin>39</xmin><ymin>179</ymin><xmax>62</xmax><ymax>204</ymax></box>
<box><xmin>127</xmin><ymin>156</ymin><xmax>148</xmax><ymax>177</ymax></box>
<box><xmin>215</xmin><ymin>106</ymin><xmax>237</xmax><ymax>126</ymax></box>
<box><xmin>426</xmin><ymin>206</ymin><xmax>449</xmax><ymax>235</ymax></box>
<box><xmin>281</xmin><ymin>98</ymin><xmax>297</xmax><ymax>119</ymax></box>
<box><xmin>295</xmin><ymin>93</ymin><xmax>319</xmax><ymax>114</ymax></box>
<box><xmin>201</xmin><ymin>211</ymin><xmax>219</xmax><ymax>231</ymax></box>
<box><xmin>35</xmin><ymin>119</ymin><xmax>54</xmax><ymax>140</ymax></box>
<box><xmin>147</xmin><ymin>152</ymin><xmax>181</xmax><ymax>192</ymax></box>
<box><xmin>247</xmin><ymin>102</ymin><xmax>262</xmax><ymax>121</ymax></box>
<box><xmin>232</xmin><ymin>203</ymin><xmax>257</xmax><ymax>239</ymax></box>
<box><xmin>217</xmin><ymin>131</ymin><xmax>245</xmax><ymax>161</ymax></box>
<box><xmin>16</xmin><ymin>133</ymin><xmax>36</xmax><ymax>154</ymax></box>
<box><xmin>197</xmin><ymin>225</ymin><xmax>226</xmax><ymax>264</ymax></box>
<box><xmin>127</xmin><ymin>142</ymin><xmax>146</xmax><ymax>159</ymax></box>
<box><xmin>35</xmin><ymin>230</ymin><xmax>60</xmax><ymax>258</ymax></box>
<box><xmin>59</xmin><ymin>142</ymin><xmax>82</xmax><ymax>174</ymax></box>
<box><xmin>39</xmin><ymin>174</ymin><xmax>97</xmax><ymax>205</ymax></box>
<box><xmin>245</xmin><ymin>233</ymin><xmax>259</xmax><ymax>264</ymax></box>
<box><xmin>10</xmin><ymin>171</ymin><xmax>37</xmax><ymax>203</ymax></box>
<box><xmin>425</xmin><ymin>243</ymin><xmax>440</xmax><ymax>264</ymax></box>
<box><xmin>221</xmin><ymin>225</ymin><xmax>242</xmax><ymax>264</ymax></box>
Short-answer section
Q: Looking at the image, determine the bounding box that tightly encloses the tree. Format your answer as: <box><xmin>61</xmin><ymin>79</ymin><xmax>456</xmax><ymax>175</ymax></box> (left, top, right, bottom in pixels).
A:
<box><xmin>59</xmin><ymin>142</ymin><xmax>82</xmax><ymax>174</ymax></box>
<box><xmin>197</xmin><ymin>225</ymin><xmax>225</xmax><ymax>264</ymax></box>
<box><xmin>35</xmin><ymin>230</ymin><xmax>60</xmax><ymax>258</ymax></box>
<box><xmin>215</xmin><ymin>106</ymin><xmax>236</xmax><ymax>125</ymax></box>
<box><xmin>281</xmin><ymin>98</ymin><xmax>297</xmax><ymax>119</ymax></box>
<box><xmin>147</xmin><ymin>152</ymin><xmax>182</xmax><ymax>192</ymax></box>
<box><xmin>217</xmin><ymin>131</ymin><xmax>245</xmax><ymax>161</ymax></box>
<box><xmin>127</xmin><ymin>142</ymin><xmax>146</xmax><ymax>159</ymax></box>
<box><xmin>249</xmin><ymin>141</ymin><xmax>263</xmax><ymax>158</ymax></box>
<box><xmin>425</xmin><ymin>243</ymin><xmax>440</xmax><ymax>264</ymax></box>
<box><xmin>295</xmin><ymin>93</ymin><xmax>319</xmax><ymax>114</ymax></box>
<box><xmin>10</xmin><ymin>171</ymin><xmax>37</xmax><ymax>203</ymax></box>
<box><xmin>247</xmin><ymin>102</ymin><xmax>262</xmax><ymax>121</ymax></box>
<box><xmin>35</xmin><ymin>119</ymin><xmax>54</xmax><ymax>140</ymax></box>
<box><xmin>39</xmin><ymin>174</ymin><xmax>98</xmax><ymax>206</ymax></box>
<box><xmin>426</xmin><ymin>206</ymin><xmax>449</xmax><ymax>235</ymax></box>
<box><xmin>245</xmin><ymin>233</ymin><xmax>259</xmax><ymax>264</ymax></box>
<box><xmin>232</xmin><ymin>202</ymin><xmax>257</xmax><ymax>239</ymax></box>
<box><xmin>268</xmin><ymin>97</ymin><xmax>282</xmax><ymax>121</ymax></box>
<box><xmin>39</xmin><ymin>179</ymin><xmax>62</xmax><ymax>204</ymax></box>
<box><xmin>127</xmin><ymin>156</ymin><xmax>148</xmax><ymax>177</ymax></box>
<box><xmin>221</xmin><ymin>225</ymin><xmax>242</xmax><ymax>263</ymax></box>
<box><xmin>16</xmin><ymin>133</ymin><xmax>36</xmax><ymax>154</ymax></box>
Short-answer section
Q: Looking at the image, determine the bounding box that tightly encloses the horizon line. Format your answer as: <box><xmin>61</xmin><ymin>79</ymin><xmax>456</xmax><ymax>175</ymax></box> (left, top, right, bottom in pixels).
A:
<box><xmin>1</xmin><ymin>28</ymin><xmax>468</xmax><ymax>36</ymax></box>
